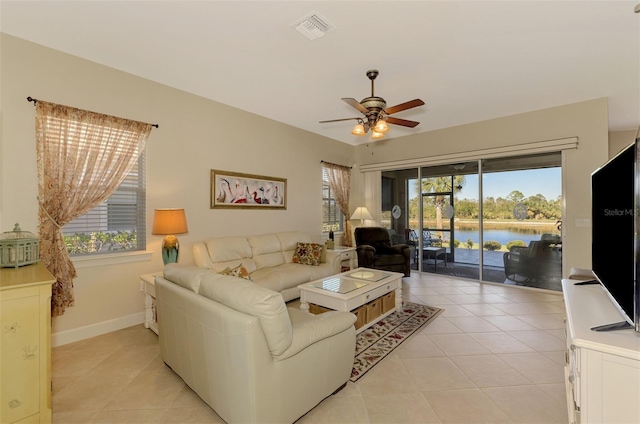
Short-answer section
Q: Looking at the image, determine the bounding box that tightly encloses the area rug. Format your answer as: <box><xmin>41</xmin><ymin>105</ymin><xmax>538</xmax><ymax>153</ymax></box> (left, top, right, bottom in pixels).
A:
<box><xmin>350</xmin><ymin>302</ymin><xmax>443</xmax><ymax>382</ymax></box>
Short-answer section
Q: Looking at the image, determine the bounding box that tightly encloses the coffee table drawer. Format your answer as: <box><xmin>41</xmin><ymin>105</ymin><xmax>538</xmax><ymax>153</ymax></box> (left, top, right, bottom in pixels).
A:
<box><xmin>361</xmin><ymin>282</ymin><xmax>397</xmax><ymax>304</ymax></box>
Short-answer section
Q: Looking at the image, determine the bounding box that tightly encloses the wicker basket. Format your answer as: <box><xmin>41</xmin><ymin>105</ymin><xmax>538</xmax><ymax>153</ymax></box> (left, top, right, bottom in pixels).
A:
<box><xmin>365</xmin><ymin>298</ymin><xmax>381</xmax><ymax>323</ymax></box>
<box><xmin>309</xmin><ymin>303</ymin><xmax>332</xmax><ymax>315</ymax></box>
<box><xmin>352</xmin><ymin>305</ymin><xmax>366</xmax><ymax>329</ymax></box>
<box><xmin>382</xmin><ymin>291</ymin><xmax>396</xmax><ymax>314</ymax></box>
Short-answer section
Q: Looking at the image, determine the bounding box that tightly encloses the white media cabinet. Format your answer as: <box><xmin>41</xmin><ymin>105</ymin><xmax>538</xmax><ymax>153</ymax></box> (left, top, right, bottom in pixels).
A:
<box><xmin>562</xmin><ymin>279</ymin><xmax>640</xmax><ymax>424</ymax></box>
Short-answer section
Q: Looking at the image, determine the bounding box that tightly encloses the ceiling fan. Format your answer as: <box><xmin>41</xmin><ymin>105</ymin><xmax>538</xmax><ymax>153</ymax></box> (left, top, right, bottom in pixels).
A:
<box><xmin>319</xmin><ymin>69</ymin><xmax>425</xmax><ymax>140</ymax></box>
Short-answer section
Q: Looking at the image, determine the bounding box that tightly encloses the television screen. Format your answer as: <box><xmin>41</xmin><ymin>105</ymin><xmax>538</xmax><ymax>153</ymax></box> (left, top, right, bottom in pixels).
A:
<box><xmin>591</xmin><ymin>140</ymin><xmax>637</xmax><ymax>331</ymax></box>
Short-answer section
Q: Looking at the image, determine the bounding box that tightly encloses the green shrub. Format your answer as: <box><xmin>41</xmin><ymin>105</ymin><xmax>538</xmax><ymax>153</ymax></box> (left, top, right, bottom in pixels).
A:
<box><xmin>466</xmin><ymin>238</ymin><xmax>474</xmax><ymax>249</ymax></box>
<box><xmin>452</xmin><ymin>239</ymin><xmax>460</xmax><ymax>248</ymax></box>
<box><xmin>506</xmin><ymin>240</ymin><xmax>526</xmax><ymax>250</ymax></box>
<box><xmin>64</xmin><ymin>231</ymin><xmax>137</xmax><ymax>254</ymax></box>
<box><xmin>483</xmin><ymin>240</ymin><xmax>502</xmax><ymax>251</ymax></box>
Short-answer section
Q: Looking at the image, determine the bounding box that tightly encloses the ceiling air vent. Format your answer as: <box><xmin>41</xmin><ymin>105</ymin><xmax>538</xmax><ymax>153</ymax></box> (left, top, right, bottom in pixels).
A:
<box><xmin>293</xmin><ymin>12</ymin><xmax>335</xmax><ymax>40</ymax></box>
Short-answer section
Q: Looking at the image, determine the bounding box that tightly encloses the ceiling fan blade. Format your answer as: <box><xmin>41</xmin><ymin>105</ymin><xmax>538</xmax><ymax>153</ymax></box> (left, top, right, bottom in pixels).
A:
<box><xmin>386</xmin><ymin>116</ymin><xmax>420</xmax><ymax>128</ymax></box>
<box><xmin>384</xmin><ymin>99</ymin><xmax>425</xmax><ymax>115</ymax></box>
<box><xmin>342</xmin><ymin>97</ymin><xmax>369</xmax><ymax>114</ymax></box>
<box><xmin>319</xmin><ymin>117</ymin><xmax>360</xmax><ymax>123</ymax></box>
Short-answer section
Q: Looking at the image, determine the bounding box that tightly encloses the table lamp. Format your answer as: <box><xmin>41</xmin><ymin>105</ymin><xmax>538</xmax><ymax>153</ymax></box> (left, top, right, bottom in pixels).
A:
<box><xmin>152</xmin><ymin>208</ymin><xmax>188</xmax><ymax>264</ymax></box>
<box><xmin>350</xmin><ymin>206</ymin><xmax>373</xmax><ymax>226</ymax></box>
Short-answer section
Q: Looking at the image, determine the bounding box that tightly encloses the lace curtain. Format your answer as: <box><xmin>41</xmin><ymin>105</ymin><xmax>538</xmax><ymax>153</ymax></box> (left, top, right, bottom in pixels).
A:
<box><xmin>35</xmin><ymin>101</ymin><xmax>153</xmax><ymax>317</ymax></box>
<box><xmin>323</xmin><ymin>162</ymin><xmax>352</xmax><ymax>247</ymax></box>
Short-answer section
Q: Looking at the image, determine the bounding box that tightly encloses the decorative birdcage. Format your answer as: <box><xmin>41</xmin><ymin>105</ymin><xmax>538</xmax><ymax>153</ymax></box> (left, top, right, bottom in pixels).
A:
<box><xmin>0</xmin><ymin>223</ymin><xmax>40</xmax><ymax>268</ymax></box>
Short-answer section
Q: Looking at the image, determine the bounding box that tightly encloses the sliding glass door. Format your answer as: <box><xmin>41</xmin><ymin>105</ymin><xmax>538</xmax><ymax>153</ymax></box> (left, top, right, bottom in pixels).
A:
<box><xmin>380</xmin><ymin>152</ymin><xmax>563</xmax><ymax>290</ymax></box>
<box><xmin>482</xmin><ymin>154</ymin><xmax>562</xmax><ymax>290</ymax></box>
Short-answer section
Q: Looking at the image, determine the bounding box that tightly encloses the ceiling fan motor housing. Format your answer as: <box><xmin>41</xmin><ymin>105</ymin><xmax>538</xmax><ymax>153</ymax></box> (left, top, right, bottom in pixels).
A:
<box><xmin>360</xmin><ymin>96</ymin><xmax>386</xmax><ymax>112</ymax></box>
<box><xmin>360</xmin><ymin>95</ymin><xmax>387</xmax><ymax>127</ymax></box>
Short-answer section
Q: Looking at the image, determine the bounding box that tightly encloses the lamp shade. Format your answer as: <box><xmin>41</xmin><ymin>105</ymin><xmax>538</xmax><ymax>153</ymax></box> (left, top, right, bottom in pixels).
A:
<box><xmin>351</xmin><ymin>123</ymin><xmax>366</xmax><ymax>135</ymax></box>
<box><xmin>152</xmin><ymin>209</ymin><xmax>188</xmax><ymax>235</ymax></box>
<box><xmin>350</xmin><ymin>206</ymin><xmax>373</xmax><ymax>221</ymax></box>
<box><xmin>371</xmin><ymin>130</ymin><xmax>385</xmax><ymax>140</ymax></box>
<box><xmin>374</xmin><ymin>119</ymin><xmax>389</xmax><ymax>133</ymax></box>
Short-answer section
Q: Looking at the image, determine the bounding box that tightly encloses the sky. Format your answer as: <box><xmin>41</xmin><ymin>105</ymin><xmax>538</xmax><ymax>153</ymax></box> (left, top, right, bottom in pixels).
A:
<box><xmin>409</xmin><ymin>167</ymin><xmax>562</xmax><ymax>201</ymax></box>
<box><xmin>460</xmin><ymin>168</ymin><xmax>562</xmax><ymax>201</ymax></box>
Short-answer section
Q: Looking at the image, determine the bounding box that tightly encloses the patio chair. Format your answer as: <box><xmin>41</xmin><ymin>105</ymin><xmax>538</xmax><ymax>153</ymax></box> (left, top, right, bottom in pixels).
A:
<box><xmin>503</xmin><ymin>239</ymin><xmax>561</xmax><ymax>282</ymax></box>
<box><xmin>423</xmin><ymin>230</ymin><xmax>442</xmax><ymax>247</ymax></box>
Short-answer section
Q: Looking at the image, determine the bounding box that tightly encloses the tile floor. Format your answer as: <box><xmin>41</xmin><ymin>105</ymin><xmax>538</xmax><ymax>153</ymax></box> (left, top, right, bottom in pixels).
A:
<box><xmin>52</xmin><ymin>272</ymin><xmax>569</xmax><ymax>423</ymax></box>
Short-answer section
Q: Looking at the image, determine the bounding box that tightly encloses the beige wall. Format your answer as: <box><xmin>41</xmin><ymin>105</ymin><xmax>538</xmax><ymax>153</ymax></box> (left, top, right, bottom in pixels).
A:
<box><xmin>0</xmin><ymin>34</ymin><xmax>353</xmax><ymax>344</ymax></box>
<box><xmin>353</xmin><ymin>99</ymin><xmax>611</xmax><ymax>276</ymax></box>
<box><xmin>609</xmin><ymin>130</ymin><xmax>638</xmax><ymax>157</ymax></box>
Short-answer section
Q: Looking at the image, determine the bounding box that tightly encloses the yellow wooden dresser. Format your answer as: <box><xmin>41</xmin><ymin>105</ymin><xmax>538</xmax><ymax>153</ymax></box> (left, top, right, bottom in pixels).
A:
<box><xmin>0</xmin><ymin>263</ymin><xmax>55</xmax><ymax>423</ymax></box>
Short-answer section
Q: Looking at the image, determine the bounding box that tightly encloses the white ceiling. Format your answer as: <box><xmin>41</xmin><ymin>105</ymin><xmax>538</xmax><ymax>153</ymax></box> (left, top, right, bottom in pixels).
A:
<box><xmin>2</xmin><ymin>1</ymin><xmax>639</xmax><ymax>145</ymax></box>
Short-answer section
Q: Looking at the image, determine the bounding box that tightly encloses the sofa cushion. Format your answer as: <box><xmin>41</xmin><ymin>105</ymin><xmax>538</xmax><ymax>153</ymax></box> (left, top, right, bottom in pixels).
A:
<box><xmin>276</xmin><ymin>231</ymin><xmax>312</xmax><ymax>262</ymax></box>
<box><xmin>206</xmin><ymin>236</ymin><xmax>252</xmax><ymax>262</ymax></box>
<box><xmin>251</xmin><ymin>263</ymin><xmax>313</xmax><ymax>293</ymax></box>
<box><xmin>292</xmin><ymin>242</ymin><xmax>323</xmax><ymax>266</ymax></box>
<box><xmin>198</xmin><ymin>272</ymin><xmax>293</xmax><ymax>356</ymax></box>
<box><xmin>220</xmin><ymin>264</ymin><xmax>252</xmax><ymax>280</ymax></box>
<box><xmin>248</xmin><ymin>233</ymin><xmax>285</xmax><ymax>269</ymax></box>
<box><xmin>163</xmin><ymin>264</ymin><xmax>208</xmax><ymax>292</ymax></box>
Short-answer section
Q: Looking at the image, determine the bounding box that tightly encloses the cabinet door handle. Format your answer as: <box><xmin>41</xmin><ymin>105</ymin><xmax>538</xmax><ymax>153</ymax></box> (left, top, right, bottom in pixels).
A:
<box><xmin>9</xmin><ymin>399</ymin><xmax>22</xmax><ymax>408</ymax></box>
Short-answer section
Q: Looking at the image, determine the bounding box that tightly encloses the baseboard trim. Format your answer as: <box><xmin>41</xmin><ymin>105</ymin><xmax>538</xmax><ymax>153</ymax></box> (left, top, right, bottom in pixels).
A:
<box><xmin>52</xmin><ymin>312</ymin><xmax>145</xmax><ymax>347</ymax></box>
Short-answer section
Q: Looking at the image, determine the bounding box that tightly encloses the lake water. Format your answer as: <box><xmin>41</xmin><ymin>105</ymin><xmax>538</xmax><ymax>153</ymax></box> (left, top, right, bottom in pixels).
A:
<box><xmin>450</xmin><ymin>228</ymin><xmax>557</xmax><ymax>246</ymax></box>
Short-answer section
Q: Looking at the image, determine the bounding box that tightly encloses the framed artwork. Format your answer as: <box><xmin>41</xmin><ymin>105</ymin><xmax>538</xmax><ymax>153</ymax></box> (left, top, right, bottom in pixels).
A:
<box><xmin>211</xmin><ymin>169</ymin><xmax>287</xmax><ymax>209</ymax></box>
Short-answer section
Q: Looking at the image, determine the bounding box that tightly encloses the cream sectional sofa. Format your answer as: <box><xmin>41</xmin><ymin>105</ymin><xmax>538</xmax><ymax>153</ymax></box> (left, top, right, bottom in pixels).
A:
<box><xmin>193</xmin><ymin>231</ymin><xmax>341</xmax><ymax>301</ymax></box>
<box><xmin>156</xmin><ymin>264</ymin><xmax>356</xmax><ymax>424</ymax></box>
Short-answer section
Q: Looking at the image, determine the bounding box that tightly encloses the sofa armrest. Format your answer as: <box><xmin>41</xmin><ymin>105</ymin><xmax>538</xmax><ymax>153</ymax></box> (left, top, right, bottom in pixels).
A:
<box><xmin>356</xmin><ymin>244</ymin><xmax>376</xmax><ymax>253</ymax></box>
<box><xmin>273</xmin><ymin>308</ymin><xmax>356</xmax><ymax>361</ymax></box>
<box><xmin>356</xmin><ymin>245</ymin><xmax>375</xmax><ymax>268</ymax></box>
<box><xmin>325</xmin><ymin>249</ymin><xmax>342</xmax><ymax>273</ymax></box>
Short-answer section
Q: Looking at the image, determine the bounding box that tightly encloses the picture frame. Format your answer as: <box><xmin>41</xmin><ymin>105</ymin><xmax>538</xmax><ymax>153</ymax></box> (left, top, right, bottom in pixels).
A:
<box><xmin>210</xmin><ymin>169</ymin><xmax>287</xmax><ymax>209</ymax></box>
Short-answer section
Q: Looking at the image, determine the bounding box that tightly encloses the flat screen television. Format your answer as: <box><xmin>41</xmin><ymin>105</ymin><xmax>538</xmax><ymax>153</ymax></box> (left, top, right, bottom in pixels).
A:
<box><xmin>590</xmin><ymin>135</ymin><xmax>640</xmax><ymax>332</ymax></box>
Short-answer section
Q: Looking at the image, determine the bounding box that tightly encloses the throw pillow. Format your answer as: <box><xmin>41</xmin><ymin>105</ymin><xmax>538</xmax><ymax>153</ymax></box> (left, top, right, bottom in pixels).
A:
<box><xmin>219</xmin><ymin>264</ymin><xmax>252</xmax><ymax>281</ymax></box>
<box><xmin>292</xmin><ymin>242</ymin><xmax>323</xmax><ymax>266</ymax></box>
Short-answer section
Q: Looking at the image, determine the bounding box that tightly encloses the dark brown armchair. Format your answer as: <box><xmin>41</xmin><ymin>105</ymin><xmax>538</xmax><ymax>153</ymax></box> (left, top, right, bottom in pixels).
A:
<box><xmin>354</xmin><ymin>227</ymin><xmax>411</xmax><ymax>277</ymax></box>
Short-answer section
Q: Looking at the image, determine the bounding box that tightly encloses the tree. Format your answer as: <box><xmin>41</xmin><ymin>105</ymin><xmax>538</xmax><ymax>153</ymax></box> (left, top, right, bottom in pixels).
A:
<box><xmin>506</xmin><ymin>190</ymin><xmax>525</xmax><ymax>204</ymax></box>
<box><xmin>418</xmin><ymin>175</ymin><xmax>466</xmax><ymax>236</ymax></box>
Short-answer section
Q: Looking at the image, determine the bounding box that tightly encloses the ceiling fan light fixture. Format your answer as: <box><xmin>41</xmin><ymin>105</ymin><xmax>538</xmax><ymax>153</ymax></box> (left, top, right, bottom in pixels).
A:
<box><xmin>319</xmin><ymin>69</ymin><xmax>425</xmax><ymax>141</ymax></box>
<box><xmin>374</xmin><ymin>119</ymin><xmax>389</xmax><ymax>133</ymax></box>
<box><xmin>371</xmin><ymin>130</ymin><xmax>385</xmax><ymax>140</ymax></box>
<box><xmin>351</xmin><ymin>123</ymin><xmax>366</xmax><ymax>135</ymax></box>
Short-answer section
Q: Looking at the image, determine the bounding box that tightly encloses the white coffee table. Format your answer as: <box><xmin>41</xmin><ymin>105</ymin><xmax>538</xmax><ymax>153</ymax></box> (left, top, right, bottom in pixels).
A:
<box><xmin>298</xmin><ymin>267</ymin><xmax>403</xmax><ymax>333</ymax></box>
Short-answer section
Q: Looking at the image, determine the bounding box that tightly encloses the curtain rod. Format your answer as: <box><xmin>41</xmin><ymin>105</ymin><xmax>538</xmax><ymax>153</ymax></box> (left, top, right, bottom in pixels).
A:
<box><xmin>26</xmin><ymin>97</ymin><xmax>159</xmax><ymax>128</ymax></box>
<box><xmin>320</xmin><ymin>160</ymin><xmax>352</xmax><ymax>169</ymax></box>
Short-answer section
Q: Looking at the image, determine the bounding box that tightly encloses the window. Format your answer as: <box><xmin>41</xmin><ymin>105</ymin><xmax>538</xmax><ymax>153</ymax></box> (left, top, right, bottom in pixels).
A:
<box><xmin>63</xmin><ymin>153</ymin><xmax>146</xmax><ymax>255</ymax></box>
<box><xmin>322</xmin><ymin>167</ymin><xmax>344</xmax><ymax>232</ymax></box>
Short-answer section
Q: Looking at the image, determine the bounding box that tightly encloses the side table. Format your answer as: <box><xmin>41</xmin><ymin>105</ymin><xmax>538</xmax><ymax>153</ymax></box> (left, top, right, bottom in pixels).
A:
<box><xmin>332</xmin><ymin>246</ymin><xmax>357</xmax><ymax>271</ymax></box>
<box><xmin>423</xmin><ymin>246</ymin><xmax>447</xmax><ymax>272</ymax></box>
<box><xmin>139</xmin><ymin>272</ymin><xmax>163</xmax><ymax>335</ymax></box>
